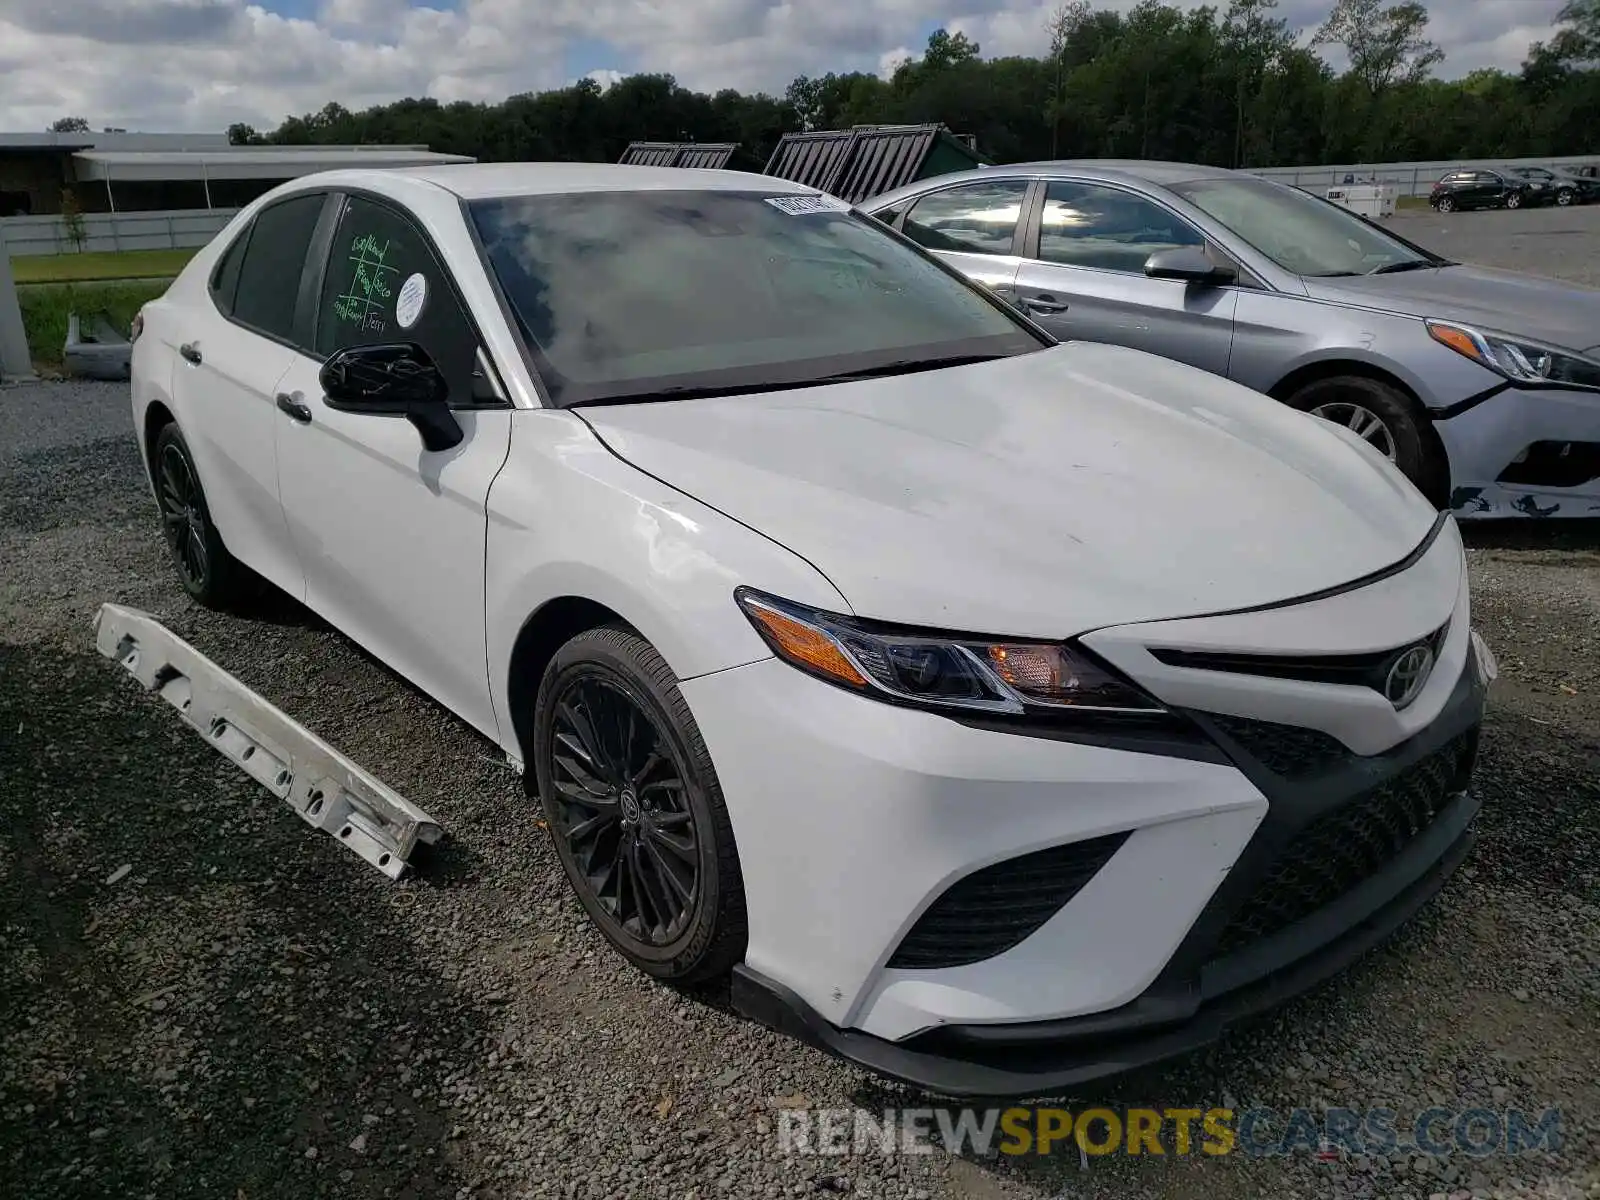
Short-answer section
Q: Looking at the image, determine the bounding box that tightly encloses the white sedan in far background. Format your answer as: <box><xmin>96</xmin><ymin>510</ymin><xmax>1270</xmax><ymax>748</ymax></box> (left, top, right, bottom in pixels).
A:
<box><xmin>128</xmin><ymin>162</ymin><xmax>1492</xmax><ymax>1097</ymax></box>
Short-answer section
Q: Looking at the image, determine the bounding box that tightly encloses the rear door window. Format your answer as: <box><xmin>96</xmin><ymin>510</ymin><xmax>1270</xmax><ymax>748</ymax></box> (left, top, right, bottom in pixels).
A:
<box><xmin>230</xmin><ymin>193</ymin><xmax>326</xmax><ymax>343</ymax></box>
<box><xmin>902</xmin><ymin>181</ymin><xmax>1029</xmax><ymax>255</ymax></box>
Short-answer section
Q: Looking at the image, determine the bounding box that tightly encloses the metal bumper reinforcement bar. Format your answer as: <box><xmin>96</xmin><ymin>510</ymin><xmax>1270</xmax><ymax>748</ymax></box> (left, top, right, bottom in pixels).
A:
<box><xmin>93</xmin><ymin>603</ymin><xmax>442</xmax><ymax>879</ymax></box>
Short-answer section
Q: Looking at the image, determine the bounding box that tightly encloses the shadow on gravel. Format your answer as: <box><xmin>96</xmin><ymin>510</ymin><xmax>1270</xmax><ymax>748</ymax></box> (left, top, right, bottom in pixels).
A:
<box><xmin>1461</xmin><ymin>518</ymin><xmax>1600</xmax><ymax>552</ymax></box>
<box><xmin>0</xmin><ymin>641</ymin><xmax>491</xmax><ymax>1200</ymax></box>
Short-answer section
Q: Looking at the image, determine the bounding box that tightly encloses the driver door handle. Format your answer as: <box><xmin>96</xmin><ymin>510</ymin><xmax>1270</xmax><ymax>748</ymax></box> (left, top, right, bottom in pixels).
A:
<box><xmin>1022</xmin><ymin>294</ymin><xmax>1069</xmax><ymax>315</ymax></box>
<box><xmin>179</xmin><ymin>342</ymin><xmax>202</xmax><ymax>365</ymax></box>
<box><xmin>276</xmin><ymin>392</ymin><xmax>313</xmax><ymax>423</ymax></box>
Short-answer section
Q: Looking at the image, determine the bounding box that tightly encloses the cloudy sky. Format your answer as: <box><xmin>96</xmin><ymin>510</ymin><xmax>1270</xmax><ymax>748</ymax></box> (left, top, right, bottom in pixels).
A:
<box><xmin>0</xmin><ymin>0</ymin><xmax>1567</xmax><ymax>134</ymax></box>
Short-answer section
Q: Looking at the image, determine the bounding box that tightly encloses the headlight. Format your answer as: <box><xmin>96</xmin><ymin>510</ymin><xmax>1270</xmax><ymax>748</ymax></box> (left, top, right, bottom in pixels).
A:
<box><xmin>735</xmin><ymin>589</ymin><xmax>1162</xmax><ymax>715</ymax></box>
<box><xmin>1427</xmin><ymin>320</ymin><xmax>1600</xmax><ymax>390</ymax></box>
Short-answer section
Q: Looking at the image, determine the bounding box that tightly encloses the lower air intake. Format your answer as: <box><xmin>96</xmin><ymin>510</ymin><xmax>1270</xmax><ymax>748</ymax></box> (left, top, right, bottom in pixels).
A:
<box><xmin>887</xmin><ymin>832</ymin><xmax>1130</xmax><ymax>970</ymax></box>
<box><xmin>1210</xmin><ymin>728</ymin><xmax>1479</xmax><ymax>959</ymax></box>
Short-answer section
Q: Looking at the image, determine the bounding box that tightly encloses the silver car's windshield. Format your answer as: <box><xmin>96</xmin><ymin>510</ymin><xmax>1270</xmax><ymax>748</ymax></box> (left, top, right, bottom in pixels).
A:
<box><xmin>1169</xmin><ymin>176</ymin><xmax>1443</xmax><ymax>278</ymax></box>
<box><xmin>469</xmin><ymin>190</ymin><xmax>1046</xmax><ymax>405</ymax></box>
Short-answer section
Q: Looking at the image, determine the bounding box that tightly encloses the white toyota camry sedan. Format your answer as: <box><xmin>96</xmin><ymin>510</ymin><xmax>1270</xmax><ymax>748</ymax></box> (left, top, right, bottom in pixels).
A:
<box><xmin>129</xmin><ymin>163</ymin><xmax>1493</xmax><ymax>1097</ymax></box>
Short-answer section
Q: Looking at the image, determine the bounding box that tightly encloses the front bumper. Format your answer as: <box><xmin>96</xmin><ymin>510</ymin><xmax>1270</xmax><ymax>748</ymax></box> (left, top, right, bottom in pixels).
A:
<box><xmin>727</xmin><ymin>659</ymin><xmax>1484</xmax><ymax>1098</ymax></box>
<box><xmin>684</xmin><ymin>525</ymin><xmax>1486</xmax><ymax>1097</ymax></box>
<box><xmin>1436</xmin><ymin>383</ymin><xmax>1600</xmax><ymax>519</ymax></box>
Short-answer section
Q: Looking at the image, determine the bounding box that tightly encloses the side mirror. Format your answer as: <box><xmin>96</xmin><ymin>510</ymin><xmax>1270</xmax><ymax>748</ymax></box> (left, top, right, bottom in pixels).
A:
<box><xmin>320</xmin><ymin>343</ymin><xmax>463</xmax><ymax>452</ymax></box>
<box><xmin>1144</xmin><ymin>246</ymin><xmax>1236</xmax><ymax>285</ymax></box>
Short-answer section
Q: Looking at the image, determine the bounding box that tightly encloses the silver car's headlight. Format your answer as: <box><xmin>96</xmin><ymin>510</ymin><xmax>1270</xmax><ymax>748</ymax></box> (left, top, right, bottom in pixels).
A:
<box><xmin>1427</xmin><ymin>320</ymin><xmax>1600</xmax><ymax>390</ymax></box>
<box><xmin>735</xmin><ymin>589</ymin><xmax>1162</xmax><ymax>715</ymax></box>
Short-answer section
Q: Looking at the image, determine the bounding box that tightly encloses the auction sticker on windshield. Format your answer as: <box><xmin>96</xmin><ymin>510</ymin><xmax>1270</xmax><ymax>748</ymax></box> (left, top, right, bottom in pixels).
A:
<box><xmin>765</xmin><ymin>195</ymin><xmax>851</xmax><ymax>216</ymax></box>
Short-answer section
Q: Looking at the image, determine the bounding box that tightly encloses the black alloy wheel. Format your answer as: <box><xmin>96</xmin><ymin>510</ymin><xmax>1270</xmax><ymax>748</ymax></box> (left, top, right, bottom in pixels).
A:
<box><xmin>157</xmin><ymin>440</ymin><xmax>209</xmax><ymax>592</ymax></box>
<box><xmin>151</xmin><ymin>423</ymin><xmax>246</xmax><ymax>608</ymax></box>
<box><xmin>533</xmin><ymin>626</ymin><xmax>746</xmax><ymax>982</ymax></box>
<box><xmin>550</xmin><ymin>672</ymin><xmax>698</xmax><ymax>944</ymax></box>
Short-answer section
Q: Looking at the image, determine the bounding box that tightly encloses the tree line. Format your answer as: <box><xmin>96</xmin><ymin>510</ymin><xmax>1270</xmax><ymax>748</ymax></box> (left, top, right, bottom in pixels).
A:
<box><xmin>218</xmin><ymin>0</ymin><xmax>1599</xmax><ymax>170</ymax></box>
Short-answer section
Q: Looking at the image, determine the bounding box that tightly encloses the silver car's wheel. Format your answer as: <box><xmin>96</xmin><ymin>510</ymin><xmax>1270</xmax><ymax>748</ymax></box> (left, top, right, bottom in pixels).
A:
<box><xmin>1309</xmin><ymin>401</ymin><xmax>1399</xmax><ymax>461</ymax></box>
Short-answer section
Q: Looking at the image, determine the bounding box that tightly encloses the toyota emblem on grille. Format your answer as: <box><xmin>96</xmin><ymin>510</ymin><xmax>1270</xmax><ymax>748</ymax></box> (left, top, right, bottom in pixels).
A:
<box><xmin>1384</xmin><ymin>644</ymin><xmax>1435</xmax><ymax>708</ymax></box>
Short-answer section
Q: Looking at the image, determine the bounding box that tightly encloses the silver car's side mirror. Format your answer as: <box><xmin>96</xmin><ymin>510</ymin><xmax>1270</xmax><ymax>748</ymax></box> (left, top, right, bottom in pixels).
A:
<box><xmin>1145</xmin><ymin>246</ymin><xmax>1236</xmax><ymax>285</ymax></box>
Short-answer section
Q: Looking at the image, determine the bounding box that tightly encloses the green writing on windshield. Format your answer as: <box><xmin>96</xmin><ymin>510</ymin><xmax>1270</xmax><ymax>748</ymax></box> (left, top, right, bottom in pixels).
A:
<box><xmin>333</xmin><ymin>232</ymin><xmax>399</xmax><ymax>331</ymax></box>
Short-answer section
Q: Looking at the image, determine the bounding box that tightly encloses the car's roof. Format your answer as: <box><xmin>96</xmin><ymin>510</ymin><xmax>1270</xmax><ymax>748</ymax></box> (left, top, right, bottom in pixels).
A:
<box><xmin>863</xmin><ymin>159</ymin><xmax>1241</xmax><ymax>208</ymax></box>
<box><xmin>297</xmin><ymin>161</ymin><xmax>819</xmax><ymax>201</ymax></box>
<box><xmin>997</xmin><ymin>159</ymin><xmax>1237</xmax><ymax>186</ymax></box>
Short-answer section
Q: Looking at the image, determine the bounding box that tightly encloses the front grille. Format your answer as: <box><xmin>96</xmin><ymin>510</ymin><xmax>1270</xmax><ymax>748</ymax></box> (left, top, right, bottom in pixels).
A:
<box><xmin>1208</xmin><ymin>713</ymin><xmax>1352</xmax><ymax>779</ymax></box>
<box><xmin>1209</xmin><ymin>729</ymin><xmax>1478</xmax><ymax>959</ymax></box>
<box><xmin>1151</xmin><ymin>623</ymin><xmax>1450</xmax><ymax>701</ymax></box>
<box><xmin>888</xmin><ymin>833</ymin><xmax>1130</xmax><ymax>970</ymax></box>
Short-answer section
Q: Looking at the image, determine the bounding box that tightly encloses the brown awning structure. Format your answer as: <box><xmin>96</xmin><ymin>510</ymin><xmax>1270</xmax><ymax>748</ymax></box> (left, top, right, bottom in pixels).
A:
<box><xmin>618</xmin><ymin>142</ymin><xmax>739</xmax><ymax>170</ymax></box>
<box><xmin>762</xmin><ymin>124</ymin><xmax>987</xmax><ymax>203</ymax></box>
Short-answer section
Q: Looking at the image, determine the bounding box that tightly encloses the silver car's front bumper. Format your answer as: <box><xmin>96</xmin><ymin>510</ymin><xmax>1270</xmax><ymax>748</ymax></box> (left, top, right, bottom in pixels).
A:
<box><xmin>1436</xmin><ymin>384</ymin><xmax>1600</xmax><ymax>518</ymax></box>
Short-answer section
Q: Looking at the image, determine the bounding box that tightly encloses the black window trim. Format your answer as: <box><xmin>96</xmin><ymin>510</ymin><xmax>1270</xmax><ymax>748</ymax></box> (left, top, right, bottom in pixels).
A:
<box><xmin>301</xmin><ymin>186</ymin><xmax>513</xmax><ymax>412</ymax></box>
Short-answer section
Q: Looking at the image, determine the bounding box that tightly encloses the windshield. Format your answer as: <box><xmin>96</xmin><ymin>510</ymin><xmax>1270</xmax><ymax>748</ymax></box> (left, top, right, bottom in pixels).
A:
<box><xmin>1169</xmin><ymin>175</ymin><xmax>1444</xmax><ymax>278</ymax></box>
<box><xmin>468</xmin><ymin>190</ymin><xmax>1045</xmax><ymax>405</ymax></box>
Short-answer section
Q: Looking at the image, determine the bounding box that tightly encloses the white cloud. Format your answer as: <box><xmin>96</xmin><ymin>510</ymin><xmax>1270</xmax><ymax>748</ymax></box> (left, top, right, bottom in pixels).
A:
<box><xmin>877</xmin><ymin>46</ymin><xmax>916</xmax><ymax>78</ymax></box>
<box><xmin>0</xmin><ymin>0</ymin><xmax>1565</xmax><ymax>133</ymax></box>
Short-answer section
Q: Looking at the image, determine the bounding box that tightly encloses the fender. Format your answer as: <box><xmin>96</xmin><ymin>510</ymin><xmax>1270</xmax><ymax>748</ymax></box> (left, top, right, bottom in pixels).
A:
<box><xmin>483</xmin><ymin>411</ymin><xmax>852</xmax><ymax>759</ymax></box>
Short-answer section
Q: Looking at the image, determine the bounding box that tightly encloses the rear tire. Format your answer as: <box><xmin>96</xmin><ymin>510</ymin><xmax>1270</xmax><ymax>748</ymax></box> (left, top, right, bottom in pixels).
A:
<box><xmin>150</xmin><ymin>423</ymin><xmax>250</xmax><ymax>610</ymax></box>
<box><xmin>1287</xmin><ymin>376</ymin><xmax>1445</xmax><ymax>506</ymax></box>
<box><xmin>1505</xmin><ymin>191</ymin><xmax>1522</xmax><ymax>210</ymax></box>
<box><xmin>532</xmin><ymin>625</ymin><xmax>747</xmax><ymax>984</ymax></box>
<box><xmin>1557</xmin><ymin>188</ymin><xmax>1575</xmax><ymax>207</ymax></box>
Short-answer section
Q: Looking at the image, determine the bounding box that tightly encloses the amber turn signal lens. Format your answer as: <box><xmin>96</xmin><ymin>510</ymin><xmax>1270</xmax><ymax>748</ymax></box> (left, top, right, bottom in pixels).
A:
<box><xmin>743</xmin><ymin>602</ymin><xmax>869</xmax><ymax>688</ymax></box>
<box><xmin>1427</xmin><ymin>321</ymin><xmax>1484</xmax><ymax>364</ymax></box>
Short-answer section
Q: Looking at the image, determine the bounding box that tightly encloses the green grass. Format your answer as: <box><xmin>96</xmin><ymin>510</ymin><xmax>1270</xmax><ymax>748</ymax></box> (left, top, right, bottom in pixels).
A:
<box><xmin>1396</xmin><ymin>194</ymin><xmax>1432</xmax><ymax>211</ymax></box>
<box><xmin>10</xmin><ymin>248</ymin><xmax>196</xmax><ymax>284</ymax></box>
<box><xmin>18</xmin><ymin>280</ymin><xmax>171</xmax><ymax>369</ymax></box>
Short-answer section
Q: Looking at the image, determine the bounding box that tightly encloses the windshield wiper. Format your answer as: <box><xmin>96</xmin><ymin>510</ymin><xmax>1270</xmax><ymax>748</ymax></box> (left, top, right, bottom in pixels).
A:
<box><xmin>566</xmin><ymin>353</ymin><xmax>1011</xmax><ymax>407</ymax></box>
<box><xmin>811</xmin><ymin>353</ymin><xmax>1007</xmax><ymax>383</ymax></box>
<box><xmin>1369</xmin><ymin>259</ymin><xmax>1445</xmax><ymax>275</ymax></box>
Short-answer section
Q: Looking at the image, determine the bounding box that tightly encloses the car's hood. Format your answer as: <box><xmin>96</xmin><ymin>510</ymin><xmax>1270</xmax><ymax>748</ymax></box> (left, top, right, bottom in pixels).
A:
<box><xmin>1304</xmin><ymin>264</ymin><xmax>1600</xmax><ymax>357</ymax></box>
<box><xmin>580</xmin><ymin>344</ymin><xmax>1439</xmax><ymax>639</ymax></box>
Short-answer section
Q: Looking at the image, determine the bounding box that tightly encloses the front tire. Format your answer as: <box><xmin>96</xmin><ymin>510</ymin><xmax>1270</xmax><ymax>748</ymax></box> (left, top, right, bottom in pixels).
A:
<box><xmin>1556</xmin><ymin>188</ymin><xmax>1575</xmax><ymax>207</ymax></box>
<box><xmin>532</xmin><ymin>625</ymin><xmax>747</xmax><ymax>983</ymax></box>
<box><xmin>151</xmin><ymin>423</ymin><xmax>249</xmax><ymax>609</ymax></box>
<box><xmin>1436</xmin><ymin>195</ymin><xmax>1455</xmax><ymax>214</ymax></box>
<box><xmin>1505</xmin><ymin>191</ymin><xmax>1522</xmax><ymax>210</ymax></box>
<box><xmin>1288</xmin><ymin>376</ymin><xmax>1445</xmax><ymax>506</ymax></box>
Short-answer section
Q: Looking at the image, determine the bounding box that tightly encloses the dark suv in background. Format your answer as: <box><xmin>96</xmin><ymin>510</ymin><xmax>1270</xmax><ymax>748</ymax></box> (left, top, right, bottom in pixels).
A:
<box><xmin>1429</xmin><ymin>169</ymin><xmax>1538</xmax><ymax>212</ymax></box>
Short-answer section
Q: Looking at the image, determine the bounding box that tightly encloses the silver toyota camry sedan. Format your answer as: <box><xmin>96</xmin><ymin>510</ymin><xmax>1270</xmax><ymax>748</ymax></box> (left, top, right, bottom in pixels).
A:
<box><xmin>865</xmin><ymin>161</ymin><xmax>1600</xmax><ymax>520</ymax></box>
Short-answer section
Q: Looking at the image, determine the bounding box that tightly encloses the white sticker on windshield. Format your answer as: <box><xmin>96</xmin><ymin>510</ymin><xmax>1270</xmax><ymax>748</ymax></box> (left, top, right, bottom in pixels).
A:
<box><xmin>764</xmin><ymin>194</ymin><xmax>851</xmax><ymax>216</ymax></box>
<box><xmin>395</xmin><ymin>273</ymin><xmax>428</xmax><ymax>329</ymax></box>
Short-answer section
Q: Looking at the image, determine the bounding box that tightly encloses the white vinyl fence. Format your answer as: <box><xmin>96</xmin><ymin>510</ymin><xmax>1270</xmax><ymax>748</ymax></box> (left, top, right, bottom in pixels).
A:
<box><xmin>0</xmin><ymin>207</ymin><xmax>240</xmax><ymax>257</ymax></box>
<box><xmin>1247</xmin><ymin>153</ymin><xmax>1599</xmax><ymax>198</ymax></box>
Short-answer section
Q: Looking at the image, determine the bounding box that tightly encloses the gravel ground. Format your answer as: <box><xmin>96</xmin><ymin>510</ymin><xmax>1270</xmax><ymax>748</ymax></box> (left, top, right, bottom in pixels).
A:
<box><xmin>2</xmin><ymin>221</ymin><xmax>1598</xmax><ymax>1199</ymax></box>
